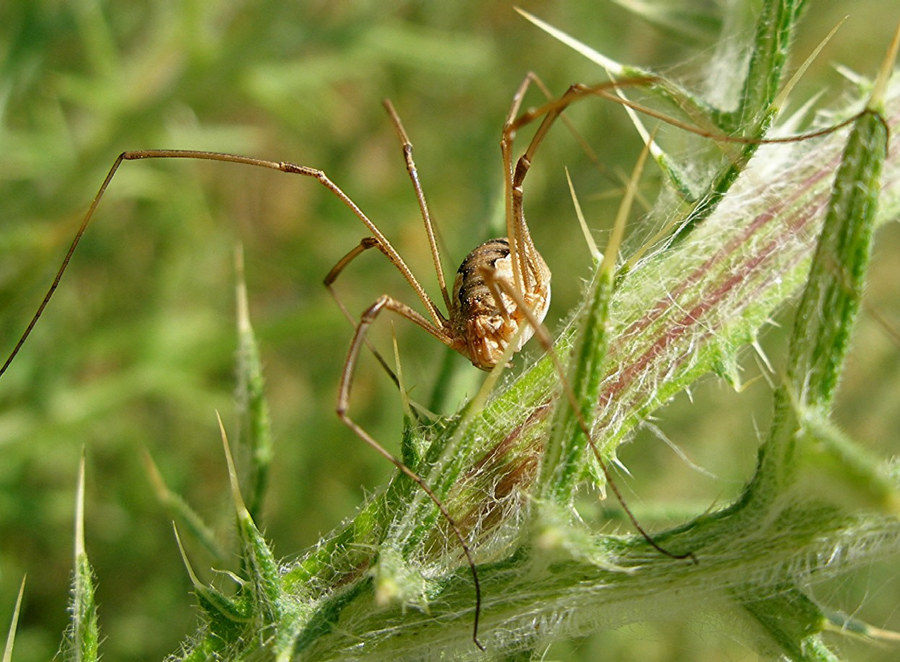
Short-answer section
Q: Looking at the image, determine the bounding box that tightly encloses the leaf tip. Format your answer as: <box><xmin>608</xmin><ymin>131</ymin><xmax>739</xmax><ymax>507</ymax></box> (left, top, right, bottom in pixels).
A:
<box><xmin>216</xmin><ymin>412</ymin><xmax>249</xmax><ymax>517</ymax></box>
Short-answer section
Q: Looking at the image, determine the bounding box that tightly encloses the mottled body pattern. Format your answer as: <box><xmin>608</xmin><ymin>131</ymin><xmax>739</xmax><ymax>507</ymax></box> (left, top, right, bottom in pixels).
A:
<box><xmin>451</xmin><ymin>238</ymin><xmax>550</xmax><ymax>369</ymax></box>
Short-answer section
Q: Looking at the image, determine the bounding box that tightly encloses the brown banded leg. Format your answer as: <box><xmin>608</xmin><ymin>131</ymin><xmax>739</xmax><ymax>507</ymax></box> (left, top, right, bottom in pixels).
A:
<box><xmin>323</xmin><ymin>237</ymin><xmax>406</xmax><ymax>392</ymax></box>
<box><xmin>1</xmin><ymin>149</ymin><xmax>441</xmax><ymax>378</ymax></box>
<box><xmin>335</xmin><ymin>293</ymin><xmax>484</xmax><ymax>650</ymax></box>
<box><xmin>381</xmin><ymin>100</ymin><xmax>452</xmax><ymax>313</ymax></box>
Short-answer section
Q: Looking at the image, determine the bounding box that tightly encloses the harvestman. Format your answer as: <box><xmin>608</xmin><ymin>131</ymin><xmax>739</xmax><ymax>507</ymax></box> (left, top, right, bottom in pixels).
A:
<box><xmin>1</xmin><ymin>74</ymin><xmax>862</xmax><ymax>648</ymax></box>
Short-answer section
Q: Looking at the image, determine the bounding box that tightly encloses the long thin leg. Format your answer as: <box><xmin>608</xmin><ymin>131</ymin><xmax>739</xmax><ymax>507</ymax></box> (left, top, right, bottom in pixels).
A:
<box><xmin>502</xmin><ymin>80</ymin><xmax>584</xmax><ymax>294</ymax></box>
<box><xmin>500</xmin><ymin>73</ymin><xmax>581</xmax><ymax>299</ymax></box>
<box><xmin>528</xmin><ymin>75</ymin><xmax>619</xmax><ymax>187</ymax></box>
<box><xmin>319</xmin><ymin>101</ymin><xmax>454</xmax><ymax>317</ymax></box>
<box><xmin>499</xmin><ymin>74</ymin><xmax>625</xmax><ymax>300</ymax></box>
<box><xmin>324</xmin><ymin>237</ymin><xmax>445</xmax><ymax>418</ymax></box>
<box><xmin>381</xmin><ymin>100</ymin><xmax>452</xmax><ymax>313</ymax></box>
<box><xmin>336</xmin><ymin>294</ymin><xmax>483</xmax><ymax>650</ymax></box>
<box><xmin>322</xmin><ymin>238</ymin><xmax>406</xmax><ymax>395</ymax></box>
<box><xmin>323</xmin><ymin>237</ymin><xmax>383</xmax><ymax>287</ymax></box>
<box><xmin>500</xmin><ymin>73</ymin><xmax>541</xmax><ymax>295</ymax></box>
<box><xmin>506</xmin><ymin>77</ymin><xmax>867</xmax><ymax>151</ymax></box>
<box><xmin>1</xmin><ymin>148</ymin><xmax>446</xmax><ymax>378</ymax></box>
<box><xmin>494</xmin><ymin>74</ymin><xmax>870</xmax><ymax>308</ymax></box>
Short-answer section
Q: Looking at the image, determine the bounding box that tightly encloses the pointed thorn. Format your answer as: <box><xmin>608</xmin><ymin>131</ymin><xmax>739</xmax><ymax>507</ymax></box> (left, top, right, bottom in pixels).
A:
<box><xmin>216</xmin><ymin>411</ymin><xmax>249</xmax><ymax>517</ymax></box>
<box><xmin>172</xmin><ymin>523</ymin><xmax>203</xmax><ymax>589</ymax></box>
<box><xmin>75</xmin><ymin>448</ymin><xmax>87</xmax><ymax>561</ymax></box>
<box><xmin>2</xmin><ymin>576</ymin><xmax>27</xmax><ymax>662</ymax></box>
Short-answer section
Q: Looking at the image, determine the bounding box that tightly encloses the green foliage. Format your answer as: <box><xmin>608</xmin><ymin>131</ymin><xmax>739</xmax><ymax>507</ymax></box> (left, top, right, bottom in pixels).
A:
<box><xmin>2</xmin><ymin>1</ymin><xmax>899</xmax><ymax>660</ymax></box>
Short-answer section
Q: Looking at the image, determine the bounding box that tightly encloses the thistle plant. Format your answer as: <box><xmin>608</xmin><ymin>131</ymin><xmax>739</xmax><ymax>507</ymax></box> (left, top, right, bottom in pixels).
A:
<box><xmin>181</xmin><ymin>3</ymin><xmax>900</xmax><ymax>659</ymax></box>
<box><xmin>3</xmin><ymin>1</ymin><xmax>900</xmax><ymax>661</ymax></box>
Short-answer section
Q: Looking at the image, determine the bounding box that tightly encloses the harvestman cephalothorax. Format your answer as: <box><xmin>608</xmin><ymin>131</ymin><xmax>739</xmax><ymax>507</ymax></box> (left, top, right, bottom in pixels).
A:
<box><xmin>0</xmin><ymin>73</ymin><xmax>872</xmax><ymax>649</ymax></box>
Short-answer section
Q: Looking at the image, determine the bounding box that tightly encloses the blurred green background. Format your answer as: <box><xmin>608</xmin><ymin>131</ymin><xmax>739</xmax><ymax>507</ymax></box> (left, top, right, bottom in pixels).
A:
<box><xmin>1</xmin><ymin>1</ymin><xmax>898</xmax><ymax>660</ymax></box>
